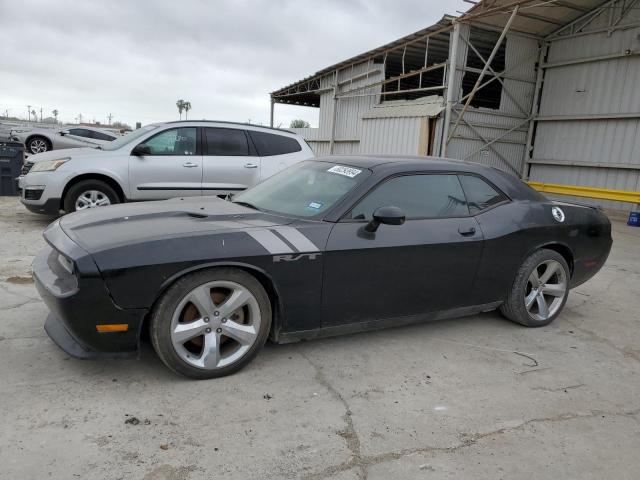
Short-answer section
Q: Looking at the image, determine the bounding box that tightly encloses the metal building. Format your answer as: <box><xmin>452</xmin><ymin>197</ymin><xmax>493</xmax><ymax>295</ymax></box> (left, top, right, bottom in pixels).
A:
<box><xmin>271</xmin><ymin>0</ymin><xmax>640</xmax><ymax>211</ymax></box>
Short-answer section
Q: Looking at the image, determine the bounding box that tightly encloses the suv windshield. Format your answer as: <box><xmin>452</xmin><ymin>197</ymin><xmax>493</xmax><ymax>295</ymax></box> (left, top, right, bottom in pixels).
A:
<box><xmin>233</xmin><ymin>161</ymin><xmax>370</xmax><ymax>218</ymax></box>
<box><xmin>101</xmin><ymin>124</ymin><xmax>160</xmax><ymax>151</ymax></box>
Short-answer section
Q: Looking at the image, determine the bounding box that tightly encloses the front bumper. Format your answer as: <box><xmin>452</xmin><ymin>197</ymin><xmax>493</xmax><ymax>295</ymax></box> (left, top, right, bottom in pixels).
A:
<box><xmin>34</xmin><ymin>228</ymin><xmax>148</xmax><ymax>358</ymax></box>
<box><xmin>19</xmin><ymin>171</ymin><xmax>65</xmax><ymax>215</ymax></box>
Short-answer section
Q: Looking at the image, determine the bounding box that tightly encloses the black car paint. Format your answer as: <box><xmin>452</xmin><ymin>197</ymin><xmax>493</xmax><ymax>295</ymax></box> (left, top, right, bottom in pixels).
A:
<box><xmin>33</xmin><ymin>156</ymin><xmax>612</xmax><ymax>357</ymax></box>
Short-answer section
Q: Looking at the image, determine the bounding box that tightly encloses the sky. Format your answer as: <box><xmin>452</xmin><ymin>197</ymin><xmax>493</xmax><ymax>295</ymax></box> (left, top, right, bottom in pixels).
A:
<box><xmin>0</xmin><ymin>0</ymin><xmax>468</xmax><ymax>129</ymax></box>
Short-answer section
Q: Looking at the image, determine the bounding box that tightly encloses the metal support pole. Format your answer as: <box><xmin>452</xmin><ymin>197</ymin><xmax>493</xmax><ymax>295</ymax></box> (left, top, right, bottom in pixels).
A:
<box><xmin>447</xmin><ymin>5</ymin><xmax>519</xmax><ymax>146</ymax></box>
<box><xmin>329</xmin><ymin>70</ymin><xmax>339</xmax><ymax>154</ymax></box>
<box><xmin>441</xmin><ymin>21</ymin><xmax>461</xmax><ymax>157</ymax></box>
<box><xmin>522</xmin><ymin>43</ymin><xmax>547</xmax><ymax>179</ymax></box>
<box><xmin>269</xmin><ymin>98</ymin><xmax>275</xmax><ymax>128</ymax></box>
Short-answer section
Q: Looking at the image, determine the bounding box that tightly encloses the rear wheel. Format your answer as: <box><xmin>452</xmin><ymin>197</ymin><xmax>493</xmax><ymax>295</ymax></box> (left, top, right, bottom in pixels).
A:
<box><xmin>27</xmin><ymin>136</ymin><xmax>51</xmax><ymax>154</ymax></box>
<box><xmin>150</xmin><ymin>268</ymin><xmax>272</xmax><ymax>379</ymax></box>
<box><xmin>63</xmin><ymin>179</ymin><xmax>119</xmax><ymax>213</ymax></box>
<box><xmin>500</xmin><ymin>249</ymin><xmax>570</xmax><ymax>327</ymax></box>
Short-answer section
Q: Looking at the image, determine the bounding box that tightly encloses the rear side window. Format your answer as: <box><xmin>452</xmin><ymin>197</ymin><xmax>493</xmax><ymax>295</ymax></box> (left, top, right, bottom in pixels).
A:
<box><xmin>458</xmin><ymin>175</ymin><xmax>508</xmax><ymax>213</ymax></box>
<box><xmin>348</xmin><ymin>174</ymin><xmax>469</xmax><ymax>220</ymax></box>
<box><xmin>204</xmin><ymin>128</ymin><xmax>249</xmax><ymax>156</ymax></box>
<box><xmin>68</xmin><ymin>128</ymin><xmax>92</xmax><ymax>138</ymax></box>
<box><xmin>90</xmin><ymin>130</ymin><xmax>116</xmax><ymax>141</ymax></box>
<box><xmin>248</xmin><ymin>131</ymin><xmax>301</xmax><ymax>156</ymax></box>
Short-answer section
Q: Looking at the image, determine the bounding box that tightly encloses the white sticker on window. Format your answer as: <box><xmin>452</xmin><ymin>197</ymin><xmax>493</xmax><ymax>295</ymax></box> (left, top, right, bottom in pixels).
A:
<box><xmin>327</xmin><ymin>165</ymin><xmax>362</xmax><ymax>178</ymax></box>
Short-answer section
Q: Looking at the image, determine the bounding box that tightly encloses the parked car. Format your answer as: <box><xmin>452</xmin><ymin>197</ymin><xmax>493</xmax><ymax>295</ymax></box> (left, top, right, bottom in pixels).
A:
<box><xmin>10</xmin><ymin>126</ymin><xmax>119</xmax><ymax>154</ymax></box>
<box><xmin>18</xmin><ymin>121</ymin><xmax>313</xmax><ymax>215</ymax></box>
<box><xmin>33</xmin><ymin>156</ymin><xmax>612</xmax><ymax>379</ymax></box>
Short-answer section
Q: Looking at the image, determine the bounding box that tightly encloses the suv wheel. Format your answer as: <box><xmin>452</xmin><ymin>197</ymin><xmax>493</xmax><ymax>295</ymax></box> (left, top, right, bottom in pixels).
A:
<box><xmin>63</xmin><ymin>179</ymin><xmax>120</xmax><ymax>213</ymax></box>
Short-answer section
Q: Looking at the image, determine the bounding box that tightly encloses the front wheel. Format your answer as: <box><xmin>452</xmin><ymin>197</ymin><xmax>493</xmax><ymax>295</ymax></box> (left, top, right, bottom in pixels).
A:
<box><xmin>63</xmin><ymin>179</ymin><xmax>119</xmax><ymax>213</ymax></box>
<box><xmin>150</xmin><ymin>268</ymin><xmax>272</xmax><ymax>379</ymax></box>
<box><xmin>500</xmin><ymin>249</ymin><xmax>570</xmax><ymax>327</ymax></box>
<box><xmin>27</xmin><ymin>136</ymin><xmax>51</xmax><ymax>154</ymax></box>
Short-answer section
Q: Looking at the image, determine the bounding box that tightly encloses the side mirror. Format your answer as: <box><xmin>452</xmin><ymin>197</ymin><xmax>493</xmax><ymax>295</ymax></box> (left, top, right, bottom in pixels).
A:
<box><xmin>132</xmin><ymin>144</ymin><xmax>151</xmax><ymax>156</ymax></box>
<box><xmin>364</xmin><ymin>206</ymin><xmax>406</xmax><ymax>232</ymax></box>
<box><xmin>59</xmin><ymin>130</ymin><xmax>69</xmax><ymax>136</ymax></box>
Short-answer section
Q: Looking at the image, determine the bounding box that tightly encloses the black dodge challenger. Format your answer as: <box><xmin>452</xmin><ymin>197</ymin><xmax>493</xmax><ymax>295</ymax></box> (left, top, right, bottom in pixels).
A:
<box><xmin>34</xmin><ymin>156</ymin><xmax>612</xmax><ymax>379</ymax></box>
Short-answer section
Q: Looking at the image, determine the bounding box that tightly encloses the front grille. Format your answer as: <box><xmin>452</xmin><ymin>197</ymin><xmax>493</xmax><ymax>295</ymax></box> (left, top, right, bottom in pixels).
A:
<box><xmin>24</xmin><ymin>188</ymin><xmax>43</xmax><ymax>200</ymax></box>
<box><xmin>21</xmin><ymin>161</ymin><xmax>34</xmax><ymax>175</ymax></box>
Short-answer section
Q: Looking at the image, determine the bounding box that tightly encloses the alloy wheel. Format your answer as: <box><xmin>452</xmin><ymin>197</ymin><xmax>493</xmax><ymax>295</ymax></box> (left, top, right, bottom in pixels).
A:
<box><xmin>29</xmin><ymin>139</ymin><xmax>48</xmax><ymax>154</ymax></box>
<box><xmin>75</xmin><ymin>190</ymin><xmax>111</xmax><ymax>210</ymax></box>
<box><xmin>524</xmin><ymin>259</ymin><xmax>567</xmax><ymax>321</ymax></box>
<box><xmin>170</xmin><ymin>280</ymin><xmax>261</xmax><ymax>370</ymax></box>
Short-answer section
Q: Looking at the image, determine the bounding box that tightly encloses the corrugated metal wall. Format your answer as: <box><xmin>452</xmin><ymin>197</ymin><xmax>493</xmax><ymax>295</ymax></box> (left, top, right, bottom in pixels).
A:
<box><xmin>360</xmin><ymin>117</ymin><xmax>422</xmax><ymax>154</ymax></box>
<box><xmin>528</xmin><ymin>3</ymin><xmax>640</xmax><ymax>210</ymax></box>
<box><xmin>444</xmin><ymin>28</ymin><xmax>539</xmax><ymax>177</ymax></box>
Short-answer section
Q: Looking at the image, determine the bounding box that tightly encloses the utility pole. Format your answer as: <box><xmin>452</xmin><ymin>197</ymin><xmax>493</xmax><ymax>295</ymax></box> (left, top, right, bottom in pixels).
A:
<box><xmin>107</xmin><ymin>113</ymin><xmax>113</xmax><ymax>125</ymax></box>
<box><xmin>78</xmin><ymin>113</ymin><xmax>83</xmax><ymax>124</ymax></box>
<box><xmin>40</xmin><ymin>107</ymin><xmax>43</xmax><ymax>122</ymax></box>
<box><xmin>27</xmin><ymin>105</ymin><xmax>31</xmax><ymax>121</ymax></box>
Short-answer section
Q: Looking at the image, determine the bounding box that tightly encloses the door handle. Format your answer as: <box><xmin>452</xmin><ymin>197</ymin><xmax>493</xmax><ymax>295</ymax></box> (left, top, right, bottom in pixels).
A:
<box><xmin>244</xmin><ymin>163</ymin><xmax>258</xmax><ymax>169</ymax></box>
<box><xmin>183</xmin><ymin>162</ymin><xmax>198</xmax><ymax>168</ymax></box>
<box><xmin>458</xmin><ymin>226</ymin><xmax>476</xmax><ymax>236</ymax></box>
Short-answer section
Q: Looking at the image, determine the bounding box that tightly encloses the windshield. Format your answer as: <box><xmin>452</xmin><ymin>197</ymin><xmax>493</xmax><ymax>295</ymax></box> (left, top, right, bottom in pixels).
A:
<box><xmin>101</xmin><ymin>124</ymin><xmax>160</xmax><ymax>151</ymax></box>
<box><xmin>233</xmin><ymin>161</ymin><xmax>370</xmax><ymax>218</ymax></box>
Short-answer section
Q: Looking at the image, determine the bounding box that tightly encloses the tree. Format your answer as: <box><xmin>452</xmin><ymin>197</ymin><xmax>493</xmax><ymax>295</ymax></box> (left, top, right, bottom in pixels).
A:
<box><xmin>52</xmin><ymin>109</ymin><xmax>58</xmax><ymax>123</ymax></box>
<box><xmin>290</xmin><ymin>119</ymin><xmax>310</xmax><ymax>128</ymax></box>
<box><xmin>31</xmin><ymin>109</ymin><xmax>37</xmax><ymax>122</ymax></box>
<box><xmin>176</xmin><ymin>99</ymin><xmax>185</xmax><ymax>120</ymax></box>
<box><xmin>183</xmin><ymin>101</ymin><xmax>192</xmax><ymax>120</ymax></box>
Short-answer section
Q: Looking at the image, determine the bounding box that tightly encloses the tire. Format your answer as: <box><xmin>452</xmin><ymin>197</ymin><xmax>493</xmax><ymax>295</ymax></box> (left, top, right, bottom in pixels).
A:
<box><xmin>63</xmin><ymin>179</ymin><xmax>120</xmax><ymax>213</ymax></box>
<box><xmin>150</xmin><ymin>268</ymin><xmax>272</xmax><ymax>379</ymax></box>
<box><xmin>27</xmin><ymin>136</ymin><xmax>51</xmax><ymax>154</ymax></box>
<box><xmin>500</xmin><ymin>249</ymin><xmax>570</xmax><ymax>327</ymax></box>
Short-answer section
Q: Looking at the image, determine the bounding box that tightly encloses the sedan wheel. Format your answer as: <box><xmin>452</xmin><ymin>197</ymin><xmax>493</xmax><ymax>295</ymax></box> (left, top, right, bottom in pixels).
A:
<box><xmin>500</xmin><ymin>249</ymin><xmax>570</xmax><ymax>327</ymax></box>
<box><xmin>150</xmin><ymin>268</ymin><xmax>271</xmax><ymax>379</ymax></box>
<box><xmin>523</xmin><ymin>260</ymin><xmax>567</xmax><ymax>322</ymax></box>
<box><xmin>63</xmin><ymin>179</ymin><xmax>120</xmax><ymax>213</ymax></box>
<box><xmin>28</xmin><ymin>137</ymin><xmax>49</xmax><ymax>154</ymax></box>
<box><xmin>170</xmin><ymin>280</ymin><xmax>261</xmax><ymax>370</ymax></box>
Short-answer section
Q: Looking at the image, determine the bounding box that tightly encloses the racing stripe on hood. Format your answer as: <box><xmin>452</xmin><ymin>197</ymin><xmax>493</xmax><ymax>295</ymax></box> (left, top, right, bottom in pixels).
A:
<box><xmin>272</xmin><ymin>226</ymin><xmax>319</xmax><ymax>252</ymax></box>
<box><xmin>247</xmin><ymin>229</ymin><xmax>294</xmax><ymax>254</ymax></box>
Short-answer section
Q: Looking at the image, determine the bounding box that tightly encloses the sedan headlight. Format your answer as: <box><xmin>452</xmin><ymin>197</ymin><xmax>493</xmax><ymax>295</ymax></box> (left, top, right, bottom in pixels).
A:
<box><xmin>30</xmin><ymin>158</ymin><xmax>70</xmax><ymax>172</ymax></box>
<box><xmin>57</xmin><ymin>253</ymin><xmax>75</xmax><ymax>275</ymax></box>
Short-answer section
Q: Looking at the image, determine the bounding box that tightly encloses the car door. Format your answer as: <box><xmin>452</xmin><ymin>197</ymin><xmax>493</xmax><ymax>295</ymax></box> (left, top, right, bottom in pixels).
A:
<box><xmin>247</xmin><ymin>130</ymin><xmax>305</xmax><ymax>180</ymax></box>
<box><xmin>201</xmin><ymin>127</ymin><xmax>259</xmax><ymax>196</ymax></box>
<box><xmin>128</xmin><ymin>126</ymin><xmax>202</xmax><ymax>200</ymax></box>
<box><xmin>321</xmin><ymin>173</ymin><xmax>484</xmax><ymax>327</ymax></box>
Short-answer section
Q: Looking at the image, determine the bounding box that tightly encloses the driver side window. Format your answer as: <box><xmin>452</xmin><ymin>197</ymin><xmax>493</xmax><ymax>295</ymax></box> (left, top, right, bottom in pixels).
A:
<box><xmin>144</xmin><ymin>127</ymin><xmax>197</xmax><ymax>155</ymax></box>
<box><xmin>348</xmin><ymin>174</ymin><xmax>469</xmax><ymax>221</ymax></box>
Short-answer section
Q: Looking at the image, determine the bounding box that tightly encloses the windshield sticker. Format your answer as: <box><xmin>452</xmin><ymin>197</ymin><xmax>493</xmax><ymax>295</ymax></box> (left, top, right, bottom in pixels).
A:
<box><xmin>327</xmin><ymin>165</ymin><xmax>362</xmax><ymax>178</ymax></box>
<box><xmin>307</xmin><ymin>201</ymin><xmax>323</xmax><ymax>210</ymax></box>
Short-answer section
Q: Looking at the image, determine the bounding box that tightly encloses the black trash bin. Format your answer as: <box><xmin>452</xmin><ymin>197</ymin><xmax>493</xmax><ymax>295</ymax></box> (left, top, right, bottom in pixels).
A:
<box><xmin>0</xmin><ymin>141</ymin><xmax>25</xmax><ymax>196</ymax></box>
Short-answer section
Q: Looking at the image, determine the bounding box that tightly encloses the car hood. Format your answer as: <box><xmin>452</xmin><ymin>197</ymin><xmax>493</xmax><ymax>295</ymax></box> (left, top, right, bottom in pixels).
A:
<box><xmin>58</xmin><ymin>196</ymin><xmax>295</xmax><ymax>254</ymax></box>
<box><xmin>29</xmin><ymin>147</ymin><xmax>104</xmax><ymax>163</ymax></box>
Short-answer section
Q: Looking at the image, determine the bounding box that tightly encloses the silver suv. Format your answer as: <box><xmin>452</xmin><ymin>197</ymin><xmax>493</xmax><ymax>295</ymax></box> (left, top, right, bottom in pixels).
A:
<box><xmin>18</xmin><ymin>121</ymin><xmax>314</xmax><ymax>215</ymax></box>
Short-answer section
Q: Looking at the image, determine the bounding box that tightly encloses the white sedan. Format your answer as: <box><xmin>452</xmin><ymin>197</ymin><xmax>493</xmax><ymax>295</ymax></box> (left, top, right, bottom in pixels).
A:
<box><xmin>10</xmin><ymin>126</ymin><xmax>119</xmax><ymax>154</ymax></box>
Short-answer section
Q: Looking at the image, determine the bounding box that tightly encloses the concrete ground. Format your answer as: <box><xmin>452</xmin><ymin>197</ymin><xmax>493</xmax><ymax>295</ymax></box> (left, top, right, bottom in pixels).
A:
<box><xmin>0</xmin><ymin>196</ymin><xmax>639</xmax><ymax>480</ymax></box>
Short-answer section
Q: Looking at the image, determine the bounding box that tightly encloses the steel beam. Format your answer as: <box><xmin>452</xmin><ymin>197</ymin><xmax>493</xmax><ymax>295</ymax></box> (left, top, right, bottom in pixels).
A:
<box><xmin>522</xmin><ymin>42</ymin><xmax>547</xmax><ymax>179</ymax></box>
<box><xmin>447</xmin><ymin>6</ymin><xmax>519</xmax><ymax>145</ymax></box>
<box><xmin>441</xmin><ymin>22</ymin><xmax>462</xmax><ymax>157</ymax></box>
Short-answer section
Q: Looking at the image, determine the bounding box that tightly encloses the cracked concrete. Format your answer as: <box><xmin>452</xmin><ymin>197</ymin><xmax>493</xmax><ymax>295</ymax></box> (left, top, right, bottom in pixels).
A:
<box><xmin>0</xmin><ymin>196</ymin><xmax>639</xmax><ymax>479</ymax></box>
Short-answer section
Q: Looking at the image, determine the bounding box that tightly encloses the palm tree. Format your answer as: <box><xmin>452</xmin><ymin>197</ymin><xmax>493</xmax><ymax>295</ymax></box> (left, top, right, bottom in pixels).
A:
<box><xmin>183</xmin><ymin>101</ymin><xmax>192</xmax><ymax>120</ymax></box>
<box><xmin>176</xmin><ymin>99</ymin><xmax>185</xmax><ymax>120</ymax></box>
<box><xmin>52</xmin><ymin>109</ymin><xmax>58</xmax><ymax>123</ymax></box>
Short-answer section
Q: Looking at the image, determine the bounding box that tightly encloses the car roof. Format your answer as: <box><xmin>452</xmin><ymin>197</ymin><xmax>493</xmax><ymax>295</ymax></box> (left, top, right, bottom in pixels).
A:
<box><xmin>311</xmin><ymin>155</ymin><xmax>546</xmax><ymax>202</ymax></box>
<box><xmin>312</xmin><ymin>154</ymin><xmax>483</xmax><ymax>170</ymax></box>
<box><xmin>161</xmin><ymin>120</ymin><xmax>296</xmax><ymax>135</ymax></box>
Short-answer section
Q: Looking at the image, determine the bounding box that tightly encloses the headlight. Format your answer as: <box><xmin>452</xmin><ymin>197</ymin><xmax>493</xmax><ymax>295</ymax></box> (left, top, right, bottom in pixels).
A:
<box><xmin>30</xmin><ymin>158</ymin><xmax>70</xmax><ymax>172</ymax></box>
